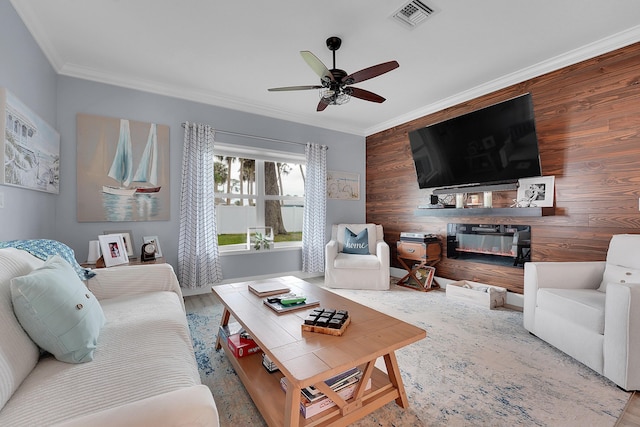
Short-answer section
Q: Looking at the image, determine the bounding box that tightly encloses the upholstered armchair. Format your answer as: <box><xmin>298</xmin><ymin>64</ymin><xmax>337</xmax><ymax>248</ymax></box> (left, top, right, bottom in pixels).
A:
<box><xmin>524</xmin><ymin>234</ymin><xmax>640</xmax><ymax>390</ymax></box>
<box><xmin>324</xmin><ymin>224</ymin><xmax>390</xmax><ymax>290</ymax></box>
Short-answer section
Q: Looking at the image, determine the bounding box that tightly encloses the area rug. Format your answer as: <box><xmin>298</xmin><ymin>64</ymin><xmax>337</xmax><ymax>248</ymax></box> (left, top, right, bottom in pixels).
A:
<box><xmin>186</xmin><ymin>282</ymin><xmax>630</xmax><ymax>427</ymax></box>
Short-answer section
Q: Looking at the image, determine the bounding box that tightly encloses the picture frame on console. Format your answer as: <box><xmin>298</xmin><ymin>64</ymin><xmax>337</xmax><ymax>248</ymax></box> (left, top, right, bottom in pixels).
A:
<box><xmin>98</xmin><ymin>234</ymin><xmax>129</xmax><ymax>267</ymax></box>
<box><xmin>103</xmin><ymin>230</ymin><xmax>135</xmax><ymax>257</ymax></box>
<box><xmin>143</xmin><ymin>235</ymin><xmax>163</xmax><ymax>257</ymax></box>
<box><xmin>516</xmin><ymin>176</ymin><xmax>555</xmax><ymax>207</ymax></box>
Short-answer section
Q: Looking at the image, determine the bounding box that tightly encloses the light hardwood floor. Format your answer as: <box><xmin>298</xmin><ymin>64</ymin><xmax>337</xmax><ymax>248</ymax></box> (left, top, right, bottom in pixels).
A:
<box><xmin>617</xmin><ymin>392</ymin><xmax>639</xmax><ymax>427</ymax></box>
<box><xmin>185</xmin><ymin>289</ymin><xmax>639</xmax><ymax>426</ymax></box>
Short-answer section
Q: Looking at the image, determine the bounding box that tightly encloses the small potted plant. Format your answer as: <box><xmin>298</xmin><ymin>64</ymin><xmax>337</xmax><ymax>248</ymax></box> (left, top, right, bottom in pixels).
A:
<box><xmin>247</xmin><ymin>227</ymin><xmax>273</xmax><ymax>251</ymax></box>
<box><xmin>253</xmin><ymin>231</ymin><xmax>271</xmax><ymax>250</ymax></box>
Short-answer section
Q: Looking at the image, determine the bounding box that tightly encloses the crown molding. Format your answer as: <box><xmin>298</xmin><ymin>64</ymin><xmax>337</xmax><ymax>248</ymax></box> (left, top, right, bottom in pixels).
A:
<box><xmin>365</xmin><ymin>25</ymin><xmax>640</xmax><ymax>136</ymax></box>
<box><xmin>9</xmin><ymin>0</ymin><xmax>65</xmax><ymax>70</ymax></box>
<box><xmin>57</xmin><ymin>61</ymin><xmax>364</xmax><ymax>136</ymax></box>
<box><xmin>12</xmin><ymin>0</ymin><xmax>639</xmax><ymax>138</ymax></box>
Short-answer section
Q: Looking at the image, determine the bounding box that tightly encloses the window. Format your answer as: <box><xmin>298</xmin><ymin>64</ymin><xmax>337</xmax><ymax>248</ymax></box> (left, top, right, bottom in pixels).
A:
<box><xmin>214</xmin><ymin>144</ymin><xmax>305</xmax><ymax>251</ymax></box>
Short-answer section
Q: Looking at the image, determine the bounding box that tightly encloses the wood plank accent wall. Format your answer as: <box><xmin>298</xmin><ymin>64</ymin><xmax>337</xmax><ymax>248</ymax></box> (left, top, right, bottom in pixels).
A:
<box><xmin>366</xmin><ymin>42</ymin><xmax>640</xmax><ymax>294</ymax></box>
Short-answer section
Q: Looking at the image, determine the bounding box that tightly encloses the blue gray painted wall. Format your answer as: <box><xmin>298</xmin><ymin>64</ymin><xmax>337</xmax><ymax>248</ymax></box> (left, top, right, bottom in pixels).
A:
<box><xmin>0</xmin><ymin>0</ymin><xmax>366</xmax><ymax>281</ymax></box>
<box><xmin>55</xmin><ymin>77</ymin><xmax>365</xmax><ymax>279</ymax></box>
<box><xmin>0</xmin><ymin>0</ymin><xmax>58</xmax><ymax>239</ymax></box>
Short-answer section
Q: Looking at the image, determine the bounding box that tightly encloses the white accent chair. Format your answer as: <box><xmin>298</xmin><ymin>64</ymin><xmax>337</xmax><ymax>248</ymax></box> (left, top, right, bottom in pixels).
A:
<box><xmin>324</xmin><ymin>224</ymin><xmax>390</xmax><ymax>290</ymax></box>
<box><xmin>524</xmin><ymin>234</ymin><xmax>640</xmax><ymax>390</ymax></box>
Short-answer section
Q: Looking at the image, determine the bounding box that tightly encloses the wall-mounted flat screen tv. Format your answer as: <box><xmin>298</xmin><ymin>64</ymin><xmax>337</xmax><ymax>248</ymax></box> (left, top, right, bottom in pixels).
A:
<box><xmin>409</xmin><ymin>93</ymin><xmax>542</xmax><ymax>190</ymax></box>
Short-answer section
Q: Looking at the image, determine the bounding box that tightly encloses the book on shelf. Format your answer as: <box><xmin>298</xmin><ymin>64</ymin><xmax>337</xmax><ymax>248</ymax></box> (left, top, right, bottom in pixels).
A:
<box><xmin>301</xmin><ymin>367</ymin><xmax>361</xmax><ymax>403</ymax></box>
<box><xmin>280</xmin><ymin>374</ymin><xmax>372</xmax><ymax>419</ymax></box>
<box><xmin>248</xmin><ymin>280</ymin><xmax>291</xmax><ymax>297</ymax></box>
<box><xmin>263</xmin><ymin>294</ymin><xmax>320</xmax><ymax>313</ymax></box>
<box><xmin>262</xmin><ymin>353</ymin><xmax>279</xmax><ymax>373</ymax></box>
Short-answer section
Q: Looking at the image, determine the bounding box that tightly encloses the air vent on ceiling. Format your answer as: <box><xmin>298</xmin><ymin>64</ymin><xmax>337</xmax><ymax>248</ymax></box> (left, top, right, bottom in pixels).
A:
<box><xmin>391</xmin><ymin>0</ymin><xmax>438</xmax><ymax>29</ymax></box>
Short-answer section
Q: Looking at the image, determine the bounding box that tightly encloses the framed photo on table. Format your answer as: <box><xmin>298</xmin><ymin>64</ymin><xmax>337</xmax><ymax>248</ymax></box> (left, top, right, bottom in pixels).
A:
<box><xmin>142</xmin><ymin>235</ymin><xmax>163</xmax><ymax>257</ymax></box>
<box><xmin>103</xmin><ymin>230</ymin><xmax>134</xmax><ymax>257</ymax></box>
<box><xmin>98</xmin><ymin>234</ymin><xmax>129</xmax><ymax>267</ymax></box>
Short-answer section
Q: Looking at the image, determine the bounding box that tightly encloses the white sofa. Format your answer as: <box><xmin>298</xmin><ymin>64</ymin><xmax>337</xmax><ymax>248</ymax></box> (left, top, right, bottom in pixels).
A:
<box><xmin>324</xmin><ymin>223</ymin><xmax>390</xmax><ymax>290</ymax></box>
<box><xmin>0</xmin><ymin>246</ymin><xmax>219</xmax><ymax>426</ymax></box>
<box><xmin>524</xmin><ymin>234</ymin><xmax>640</xmax><ymax>391</ymax></box>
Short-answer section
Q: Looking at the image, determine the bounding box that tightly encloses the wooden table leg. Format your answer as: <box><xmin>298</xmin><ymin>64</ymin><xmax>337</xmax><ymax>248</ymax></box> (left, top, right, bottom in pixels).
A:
<box><xmin>384</xmin><ymin>351</ymin><xmax>409</xmax><ymax>408</ymax></box>
<box><xmin>397</xmin><ymin>257</ymin><xmax>429</xmax><ymax>291</ymax></box>
<box><xmin>215</xmin><ymin>307</ymin><xmax>232</xmax><ymax>351</ymax></box>
<box><xmin>283</xmin><ymin>377</ymin><xmax>301</xmax><ymax>427</ymax></box>
<box><xmin>396</xmin><ymin>257</ymin><xmax>416</xmax><ymax>286</ymax></box>
<box><xmin>397</xmin><ymin>256</ymin><xmax>441</xmax><ymax>292</ymax></box>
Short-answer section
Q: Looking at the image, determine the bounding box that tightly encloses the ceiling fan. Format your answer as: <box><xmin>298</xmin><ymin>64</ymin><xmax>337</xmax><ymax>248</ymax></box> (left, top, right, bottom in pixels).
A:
<box><xmin>268</xmin><ymin>36</ymin><xmax>399</xmax><ymax>112</ymax></box>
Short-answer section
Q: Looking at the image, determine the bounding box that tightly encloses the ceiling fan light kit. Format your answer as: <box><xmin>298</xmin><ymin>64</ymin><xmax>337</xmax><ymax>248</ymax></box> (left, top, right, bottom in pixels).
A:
<box><xmin>319</xmin><ymin>88</ymin><xmax>350</xmax><ymax>106</ymax></box>
<box><xmin>268</xmin><ymin>36</ymin><xmax>399</xmax><ymax>112</ymax></box>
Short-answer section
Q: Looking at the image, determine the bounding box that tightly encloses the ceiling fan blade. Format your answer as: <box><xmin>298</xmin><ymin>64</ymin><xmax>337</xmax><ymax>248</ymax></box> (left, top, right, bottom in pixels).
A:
<box><xmin>268</xmin><ymin>85</ymin><xmax>323</xmax><ymax>92</ymax></box>
<box><xmin>350</xmin><ymin>87</ymin><xmax>386</xmax><ymax>103</ymax></box>
<box><xmin>300</xmin><ymin>51</ymin><xmax>334</xmax><ymax>83</ymax></box>
<box><xmin>344</xmin><ymin>60</ymin><xmax>399</xmax><ymax>85</ymax></box>
<box><xmin>316</xmin><ymin>100</ymin><xmax>329</xmax><ymax>112</ymax></box>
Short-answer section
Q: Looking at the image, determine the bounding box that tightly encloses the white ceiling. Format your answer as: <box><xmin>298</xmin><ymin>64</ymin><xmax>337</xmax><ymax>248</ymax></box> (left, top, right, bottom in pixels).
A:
<box><xmin>10</xmin><ymin>0</ymin><xmax>640</xmax><ymax>136</ymax></box>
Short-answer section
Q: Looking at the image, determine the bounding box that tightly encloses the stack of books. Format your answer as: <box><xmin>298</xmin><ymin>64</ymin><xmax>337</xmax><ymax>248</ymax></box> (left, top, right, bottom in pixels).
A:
<box><xmin>280</xmin><ymin>367</ymin><xmax>372</xmax><ymax>419</ymax></box>
<box><xmin>218</xmin><ymin>322</ymin><xmax>260</xmax><ymax>358</ymax></box>
<box><xmin>262</xmin><ymin>353</ymin><xmax>279</xmax><ymax>373</ymax></box>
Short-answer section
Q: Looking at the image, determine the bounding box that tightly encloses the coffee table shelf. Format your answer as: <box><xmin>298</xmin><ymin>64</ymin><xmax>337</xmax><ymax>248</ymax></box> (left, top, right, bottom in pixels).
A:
<box><xmin>212</xmin><ymin>276</ymin><xmax>426</xmax><ymax>427</ymax></box>
<box><xmin>218</xmin><ymin>337</ymin><xmax>398</xmax><ymax>426</ymax></box>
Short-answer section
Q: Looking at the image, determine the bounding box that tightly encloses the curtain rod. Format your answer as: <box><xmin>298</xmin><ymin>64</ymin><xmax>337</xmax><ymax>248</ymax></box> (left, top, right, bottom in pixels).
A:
<box><xmin>181</xmin><ymin>122</ymin><xmax>306</xmax><ymax>147</ymax></box>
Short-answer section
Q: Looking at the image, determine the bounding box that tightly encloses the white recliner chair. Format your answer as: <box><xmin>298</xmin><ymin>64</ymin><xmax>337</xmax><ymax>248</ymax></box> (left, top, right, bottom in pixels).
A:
<box><xmin>524</xmin><ymin>234</ymin><xmax>640</xmax><ymax>390</ymax></box>
<box><xmin>324</xmin><ymin>224</ymin><xmax>390</xmax><ymax>290</ymax></box>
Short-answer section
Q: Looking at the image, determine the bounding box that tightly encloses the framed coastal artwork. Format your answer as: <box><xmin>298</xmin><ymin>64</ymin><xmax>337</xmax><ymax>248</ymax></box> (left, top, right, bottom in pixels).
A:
<box><xmin>327</xmin><ymin>171</ymin><xmax>360</xmax><ymax>200</ymax></box>
<box><xmin>1</xmin><ymin>87</ymin><xmax>60</xmax><ymax>194</ymax></box>
<box><xmin>76</xmin><ymin>114</ymin><xmax>170</xmax><ymax>221</ymax></box>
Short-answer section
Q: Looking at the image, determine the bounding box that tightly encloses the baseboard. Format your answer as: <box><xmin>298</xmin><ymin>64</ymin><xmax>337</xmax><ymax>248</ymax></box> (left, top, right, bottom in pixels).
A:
<box><xmin>181</xmin><ymin>271</ymin><xmax>324</xmax><ymax>297</ymax></box>
<box><xmin>184</xmin><ymin>269</ymin><xmax>525</xmax><ymax>310</ymax></box>
<box><xmin>390</xmin><ymin>267</ymin><xmax>524</xmax><ymax>309</ymax></box>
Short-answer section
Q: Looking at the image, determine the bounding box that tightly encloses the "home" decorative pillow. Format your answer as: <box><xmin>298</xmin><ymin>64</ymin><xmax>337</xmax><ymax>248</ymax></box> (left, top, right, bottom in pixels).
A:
<box><xmin>342</xmin><ymin>227</ymin><xmax>369</xmax><ymax>255</ymax></box>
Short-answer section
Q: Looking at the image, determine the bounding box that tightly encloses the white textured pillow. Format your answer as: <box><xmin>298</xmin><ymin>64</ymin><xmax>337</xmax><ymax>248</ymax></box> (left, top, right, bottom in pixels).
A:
<box><xmin>10</xmin><ymin>255</ymin><xmax>106</xmax><ymax>363</ymax></box>
<box><xmin>0</xmin><ymin>248</ymin><xmax>42</xmax><ymax>410</ymax></box>
<box><xmin>598</xmin><ymin>264</ymin><xmax>640</xmax><ymax>292</ymax></box>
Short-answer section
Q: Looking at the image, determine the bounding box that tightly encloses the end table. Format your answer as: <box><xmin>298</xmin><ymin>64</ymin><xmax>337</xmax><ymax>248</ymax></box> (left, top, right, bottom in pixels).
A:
<box><xmin>396</xmin><ymin>240</ymin><xmax>442</xmax><ymax>291</ymax></box>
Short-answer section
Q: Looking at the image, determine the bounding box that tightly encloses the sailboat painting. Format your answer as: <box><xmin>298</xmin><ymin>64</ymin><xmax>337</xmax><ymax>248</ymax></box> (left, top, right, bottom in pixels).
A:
<box><xmin>77</xmin><ymin>114</ymin><xmax>169</xmax><ymax>222</ymax></box>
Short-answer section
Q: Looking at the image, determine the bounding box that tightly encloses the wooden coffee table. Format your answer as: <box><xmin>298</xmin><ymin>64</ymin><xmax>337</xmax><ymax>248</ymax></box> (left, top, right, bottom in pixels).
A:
<box><xmin>212</xmin><ymin>276</ymin><xmax>426</xmax><ymax>427</ymax></box>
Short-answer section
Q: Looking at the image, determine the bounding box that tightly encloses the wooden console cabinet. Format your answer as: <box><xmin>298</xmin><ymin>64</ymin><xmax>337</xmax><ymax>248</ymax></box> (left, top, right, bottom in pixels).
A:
<box><xmin>81</xmin><ymin>257</ymin><xmax>165</xmax><ymax>268</ymax></box>
<box><xmin>396</xmin><ymin>240</ymin><xmax>442</xmax><ymax>291</ymax></box>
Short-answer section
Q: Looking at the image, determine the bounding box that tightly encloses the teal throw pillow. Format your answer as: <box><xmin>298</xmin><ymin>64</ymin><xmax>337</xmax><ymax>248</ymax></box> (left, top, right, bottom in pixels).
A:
<box><xmin>10</xmin><ymin>255</ymin><xmax>106</xmax><ymax>363</ymax></box>
<box><xmin>343</xmin><ymin>227</ymin><xmax>369</xmax><ymax>255</ymax></box>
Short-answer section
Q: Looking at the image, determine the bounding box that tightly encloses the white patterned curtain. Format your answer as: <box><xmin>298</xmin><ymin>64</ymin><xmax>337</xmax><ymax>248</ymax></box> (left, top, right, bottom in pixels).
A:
<box><xmin>302</xmin><ymin>143</ymin><xmax>328</xmax><ymax>273</ymax></box>
<box><xmin>178</xmin><ymin>122</ymin><xmax>223</xmax><ymax>288</ymax></box>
